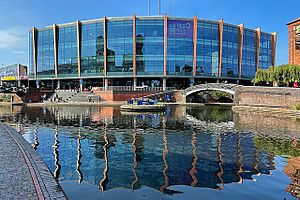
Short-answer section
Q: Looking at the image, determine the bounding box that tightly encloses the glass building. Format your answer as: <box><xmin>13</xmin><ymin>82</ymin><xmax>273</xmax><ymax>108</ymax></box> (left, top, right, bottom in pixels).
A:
<box><xmin>29</xmin><ymin>16</ymin><xmax>277</xmax><ymax>90</ymax></box>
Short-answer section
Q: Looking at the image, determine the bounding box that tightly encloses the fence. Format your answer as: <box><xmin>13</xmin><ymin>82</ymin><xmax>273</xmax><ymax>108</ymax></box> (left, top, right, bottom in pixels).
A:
<box><xmin>91</xmin><ymin>86</ymin><xmax>176</xmax><ymax>92</ymax></box>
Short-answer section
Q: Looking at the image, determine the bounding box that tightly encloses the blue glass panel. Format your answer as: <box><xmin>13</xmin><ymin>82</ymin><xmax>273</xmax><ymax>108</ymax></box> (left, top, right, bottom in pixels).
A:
<box><xmin>107</xmin><ymin>20</ymin><xmax>133</xmax><ymax>76</ymax></box>
<box><xmin>58</xmin><ymin>26</ymin><xmax>78</xmax><ymax>78</ymax></box>
<box><xmin>36</xmin><ymin>29</ymin><xmax>55</xmax><ymax>78</ymax></box>
<box><xmin>196</xmin><ymin>21</ymin><xmax>219</xmax><ymax>77</ymax></box>
<box><xmin>81</xmin><ymin>22</ymin><xmax>104</xmax><ymax>77</ymax></box>
<box><xmin>136</xmin><ymin>19</ymin><xmax>164</xmax><ymax>76</ymax></box>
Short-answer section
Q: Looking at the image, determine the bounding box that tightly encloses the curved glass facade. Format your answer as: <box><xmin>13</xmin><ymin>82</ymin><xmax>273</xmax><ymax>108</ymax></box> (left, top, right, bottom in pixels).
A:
<box><xmin>107</xmin><ymin>19</ymin><xmax>133</xmax><ymax>76</ymax></box>
<box><xmin>58</xmin><ymin>26</ymin><xmax>78</xmax><ymax>78</ymax></box>
<box><xmin>259</xmin><ymin>33</ymin><xmax>272</xmax><ymax>70</ymax></box>
<box><xmin>29</xmin><ymin>31</ymin><xmax>34</xmax><ymax>78</ymax></box>
<box><xmin>242</xmin><ymin>29</ymin><xmax>256</xmax><ymax>79</ymax></box>
<box><xmin>81</xmin><ymin>22</ymin><xmax>104</xmax><ymax>77</ymax></box>
<box><xmin>167</xmin><ymin>19</ymin><xmax>194</xmax><ymax>76</ymax></box>
<box><xmin>37</xmin><ymin>29</ymin><xmax>55</xmax><ymax>78</ymax></box>
<box><xmin>196</xmin><ymin>21</ymin><xmax>219</xmax><ymax>77</ymax></box>
<box><xmin>30</xmin><ymin>16</ymin><xmax>276</xmax><ymax>84</ymax></box>
<box><xmin>222</xmin><ymin>25</ymin><xmax>239</xmax><ymax>78</ymax></box>
<box><xmin>136</xmin><ymin>19</ymin><xmax>164</xmax><ymax>76</ymax></box>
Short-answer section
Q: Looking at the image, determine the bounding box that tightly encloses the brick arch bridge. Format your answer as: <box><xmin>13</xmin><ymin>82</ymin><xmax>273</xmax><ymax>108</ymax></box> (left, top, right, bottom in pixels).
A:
<box><xmin>173</xmin><ymin>83</ymin><xmax>241</xmax><ymax>103</ymax></box>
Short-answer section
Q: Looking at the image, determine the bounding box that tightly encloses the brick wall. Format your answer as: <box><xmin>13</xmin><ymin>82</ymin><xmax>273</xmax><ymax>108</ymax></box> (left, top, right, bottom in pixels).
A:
<box><xmin>288</xmin><ymin>20</ymin><xmax>300</xmax><ymax>65</ymax></box>
<box><xmin>95</xmin><ymin>91</ymin><xmax>157</xmax><ymax>101</ymax></box>
<box><xmin>235</xmin><ymin>86</ymin><xmax>300</xmax><ymax>108</ymax></box>
<box><xmin>94</xmin><ymin>91</ymin><xmax>114</xmax><ymax>101</ymax></box>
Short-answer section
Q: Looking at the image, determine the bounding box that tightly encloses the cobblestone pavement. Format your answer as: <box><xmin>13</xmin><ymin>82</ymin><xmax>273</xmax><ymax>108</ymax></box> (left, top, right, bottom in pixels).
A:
<box><xmin>0</xmin><ymin>123</ymin><xmax>66</xmax><ymax>200</ymax></box>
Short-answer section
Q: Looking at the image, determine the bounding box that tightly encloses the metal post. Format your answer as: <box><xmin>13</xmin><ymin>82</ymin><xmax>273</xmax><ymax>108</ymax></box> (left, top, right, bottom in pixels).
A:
<box><xmin>163</xmin><ymin>78</ymin><xmax>167</xmax><ymax>91</ymax></box>
<box><xmin>57</xmin><ymin>80</ymin><xmax>60</xmax><ymax>89</ymax></box>
<box><xmin>133</xmin><ymin>78</ymin><xmax>137</xmax><ymax>91</ymax></box>
<box><xmin>148</xmin><ymin>0</ymin><xmax>151</xmax><ymax>16</ymax></box>
<box><xmin>158</xmin><ymin>0</ymin><xmax>161</xmax><ymax>15</ymax></box>
<box><xmin>105</xmin><ymin>79</ymin><xmax>108</xmax><ymax>91</ymax></box>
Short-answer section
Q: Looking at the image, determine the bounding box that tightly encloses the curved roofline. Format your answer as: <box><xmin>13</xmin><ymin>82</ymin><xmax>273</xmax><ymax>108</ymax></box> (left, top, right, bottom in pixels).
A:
<box><xmin>34</xmin><ymin>15</ymin><xmax>273</xmax><ymax>34</ymax></box>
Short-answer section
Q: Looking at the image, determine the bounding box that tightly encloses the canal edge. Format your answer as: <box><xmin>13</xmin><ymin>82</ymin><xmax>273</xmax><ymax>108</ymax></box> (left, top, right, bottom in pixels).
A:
<box><xmin>0</xmin><ymin>123</ymin><xmax>67</xmax><ymax>200</ymax></box>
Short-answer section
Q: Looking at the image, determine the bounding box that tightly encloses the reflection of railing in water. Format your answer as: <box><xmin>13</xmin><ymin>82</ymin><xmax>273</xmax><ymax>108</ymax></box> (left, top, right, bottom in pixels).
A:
<box><xmin>53</xmin><ymin>127</ymin><xmax>61</xmax><ymax>180</ymax></box>
<box><xmin>216</xmin><ymin>133</ymin><xmax>224</xmax><ymax>190</ymax></box>
<box><xmin>76</xmin><ymin>129</ymin><xmax>83</xmax><ymax>183</ymax></box>
<box><xmin>237</xmin><ymin>132</ymin><xmax>244</xmax><ymax>184</ymax></box>
<box><xmin>160</xmin><ymin>118</ymin><xmax>169</xmax><ymax>192</ymax></box>
<box><xmin>189</xmin><ymin>131</ymin><xmax>198</xmax><ymax>187</ymax></box>
<box><xmin>99</xmin><ymin>125</ymin><xmax>109</xmax><ymax>192</ymax></box>
<box><xmin>32</xmin><ymin>127</ymin><xmax>39</xmax><ymax>150</ymax></box>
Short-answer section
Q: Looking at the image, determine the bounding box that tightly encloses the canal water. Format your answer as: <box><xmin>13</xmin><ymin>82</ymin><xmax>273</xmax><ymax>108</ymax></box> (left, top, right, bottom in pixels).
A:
<box><xmin>1</xmin><ymin>105</ymin><xmax>300</xmax><ymax>200</ymax></box>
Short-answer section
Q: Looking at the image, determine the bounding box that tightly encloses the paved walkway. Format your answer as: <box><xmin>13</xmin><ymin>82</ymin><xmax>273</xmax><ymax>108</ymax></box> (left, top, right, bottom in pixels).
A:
<box><xmin>0</xmin><ymin>123</ymin><xmax>67</xmax><ymax>200</ymax></box>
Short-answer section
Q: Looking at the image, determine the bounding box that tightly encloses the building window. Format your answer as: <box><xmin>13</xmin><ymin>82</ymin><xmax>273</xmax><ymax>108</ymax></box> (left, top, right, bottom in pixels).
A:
<box><xmin>58</xmin><ymin>26</ymin><xmax>78</xmax><ymax>78</ymax></box>
<box><xmin>136</xmin><ymin>19</ymin><xmax>164</xmax><ymax>76</ymax></box>
<box><xmin>196</xmin><ymin>21</ymin><xmax>219</xmax><ymax>77</ymax></box>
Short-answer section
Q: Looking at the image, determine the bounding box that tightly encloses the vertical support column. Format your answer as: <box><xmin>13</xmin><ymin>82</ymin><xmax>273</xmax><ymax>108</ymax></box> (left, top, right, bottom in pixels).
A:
<box><xmin>103</xmin><ymin>17</ymin><xmax>108</xmax><ymax>90</ymax></box>
<box><xmin>57</xmin><ymin>80</ymin><xmax>60</xmax><ymax>89</ymax></box>
<box><xmin>17</xmin><ymin>64</ymin><xmax>20</xmax><ymax>87</ymax></box>
<box><xmin>218</xmin><ymin>19</ymin><xmax>224</xmax><ymax>78</ymax></box>
<box><xmin>164</xmin><ymin>15</ymin><xmax>168</xmax><ymax>77</ymax></box>
<box><xmin>32</xmin><ymin>27</ymin><xmax>37</xmax><ymax>80</ymax></box>
<box><xmin>53</xmin><ymin>24</ymin><xmax>58</xmax><ymax>79</ymax></box>
<box><xmin>133</xmin><ymin>78</ymin><xmax>137</xmax><ymax>90</ymax></box>
<box><xmin>162</xmin><ymin>78</ymin><xmax>167</xmax><ymax>91</ymax></box>
<box><xmin>238</xmin><ymin>24</ymin><xmax>244</xmax><ymax>79</ymax></box>
<box><xmin>77</xmin><ymin>20</ymin><xmax>81</xmax><ymax>78</ymax></box>
<box><xmin>271</xmin><ymin>32</ymin><xmax>277</xmax><ymax>66</ymax></box>
<box><xmin>193</xmin><ymin>16</ymin><xmax>198</xmax><ymax>77</ymax></box>
<box><xmin>255</xmin><ymin>28</ymin><xmax>261</xmax><ymax>71</ymax></box>
<box><xmin>104</xmin><ymin>79</ymin><xmax>108</xmax><ymax>91</ymax></box>
<box><xmin>133</xmin><ymin>15</ymin><xmax>137</xmax><ymax>90</ymax></box>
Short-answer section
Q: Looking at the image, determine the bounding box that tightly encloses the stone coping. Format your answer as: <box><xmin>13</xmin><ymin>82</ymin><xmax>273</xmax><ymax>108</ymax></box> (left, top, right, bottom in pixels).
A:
<box><xmin>0</xmin><ymin>123</ymin><xmax>67</xmax><ymax>200</ymax></box>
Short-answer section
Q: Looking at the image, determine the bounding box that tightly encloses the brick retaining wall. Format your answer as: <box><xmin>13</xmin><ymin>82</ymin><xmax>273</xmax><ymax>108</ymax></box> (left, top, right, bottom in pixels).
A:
<box><xmin>235</xmin><ymin>86</ymin><xmax>300</xmax><ymax>108</ymax></box>
<box><xmin>94</xmin><ymin>91</ymin><xmax>156</xmax><ymax>101</ymax></box>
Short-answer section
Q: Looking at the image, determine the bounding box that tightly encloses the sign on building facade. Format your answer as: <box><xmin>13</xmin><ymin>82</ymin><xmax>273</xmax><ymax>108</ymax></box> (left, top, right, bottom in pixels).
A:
<box><xmin>168</xmin><ymin>20</ymin><xmax>193</xmax><ymax>38</ymax></box>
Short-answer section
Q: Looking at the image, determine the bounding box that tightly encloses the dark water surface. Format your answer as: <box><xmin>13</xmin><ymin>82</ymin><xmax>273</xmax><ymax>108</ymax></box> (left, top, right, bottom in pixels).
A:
<box><xmin>1</xmin><ymin>105</ymin><xmax>300</xmax><ymax>200</ymax></box>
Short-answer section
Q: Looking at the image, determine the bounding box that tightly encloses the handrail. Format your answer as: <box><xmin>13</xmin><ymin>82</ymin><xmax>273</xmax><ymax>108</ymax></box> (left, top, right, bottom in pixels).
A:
<box><xmin>92</xmin><ymin>86</ymin><xmax>176</xmax><ymax>92</ymax></box>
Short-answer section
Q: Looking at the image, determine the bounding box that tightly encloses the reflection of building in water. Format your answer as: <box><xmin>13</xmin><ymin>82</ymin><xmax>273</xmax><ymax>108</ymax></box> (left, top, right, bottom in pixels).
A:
<box><xmin>53</xmin><ymin>127</ymin><xmax>61</xmax><ymax>179</ymax></box>
<box><xmin>17</xmin><ymin>106</ymin><xmax>278</xmax><ymax>193</ymax></box>
<box><xmin>99</xmin><ymin>130</ymin><xmax>109</xmax><ymax>191</ymax></box>
<box><xmin>160</xmin><ymin>117</ymin><xmax>169</xmax><ymax>192</ymax></box>
<box><xmin>284</xmin><ymin>157</ymin><xmax>300</xmax><ymax>199</ymax></box>
<box><xmin>189</xmin><ymin>131</ymin><xmax>198</xmax><ymax>187</ymax></box>
<box><xmin>76</xmin><ymin>130</ymin><xmax>83</xmax><ymax>183</ymax></box>
<box><xmin>31</xmin><ymin>127</ymin><xmax>39</xmax><ymax>150</ymax></box>
<box><xmin>131</xmin><ymin>118</ymin><xmax>138</xmax><ymax>191</ymax></box>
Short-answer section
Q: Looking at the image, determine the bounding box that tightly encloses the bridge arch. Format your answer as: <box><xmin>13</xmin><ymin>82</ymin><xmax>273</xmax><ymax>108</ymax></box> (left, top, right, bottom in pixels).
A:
<box><xmin>185</xmin><ymin>87</ymin><xmax>236</xmax><ymax>97</ymax></box>
<box><xmin>177</xmin><ymin>83</ymin><xmax>240</xmax><ymax>103</ymax></box>
<box><xmin>183</xmin><ymin>83</ymin><xmax>239</xmax><ymax>97</ymax></box>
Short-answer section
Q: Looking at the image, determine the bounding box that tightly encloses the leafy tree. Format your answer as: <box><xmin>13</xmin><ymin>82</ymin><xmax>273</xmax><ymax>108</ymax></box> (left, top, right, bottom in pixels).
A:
<box><xmin>253</xmin><ymin>64</ymin><xmax>300</xmax><ymax>86</ymax></box>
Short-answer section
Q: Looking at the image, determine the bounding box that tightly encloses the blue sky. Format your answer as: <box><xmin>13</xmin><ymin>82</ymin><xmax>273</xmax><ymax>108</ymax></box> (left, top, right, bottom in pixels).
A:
<box><xmin>0</xmin><ymin>0</ymin><xmax>299</xmax><ymax>67</ymax></box>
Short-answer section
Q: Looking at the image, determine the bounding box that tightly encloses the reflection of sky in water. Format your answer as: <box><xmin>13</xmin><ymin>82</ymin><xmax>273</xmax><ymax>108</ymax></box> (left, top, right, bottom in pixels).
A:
<box><xmin>2</xmin><ymin>106</ymin><xmax>300</xmax><ymax>200</ymax></box>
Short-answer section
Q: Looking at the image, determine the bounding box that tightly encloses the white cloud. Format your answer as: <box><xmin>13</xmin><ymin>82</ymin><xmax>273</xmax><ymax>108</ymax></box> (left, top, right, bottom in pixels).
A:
<box><xmin>0</xmin><ymin>26</ymin><xmax>28</xmax><ymax>49</ymax></box>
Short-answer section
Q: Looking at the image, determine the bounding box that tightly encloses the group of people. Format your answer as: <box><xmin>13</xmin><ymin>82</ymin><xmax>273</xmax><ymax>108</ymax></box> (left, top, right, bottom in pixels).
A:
<box><xmin>50</xmin><ymin>93</ymin><xmax>61</xmax><ymax>103</ymax></box>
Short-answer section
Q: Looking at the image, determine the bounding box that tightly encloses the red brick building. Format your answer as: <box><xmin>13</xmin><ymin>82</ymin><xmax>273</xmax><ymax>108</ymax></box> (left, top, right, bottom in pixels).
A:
<box><xmin>288</xmin><ymin>17</ymin><xmax>300</xmax><ymax>65</ymax></box>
